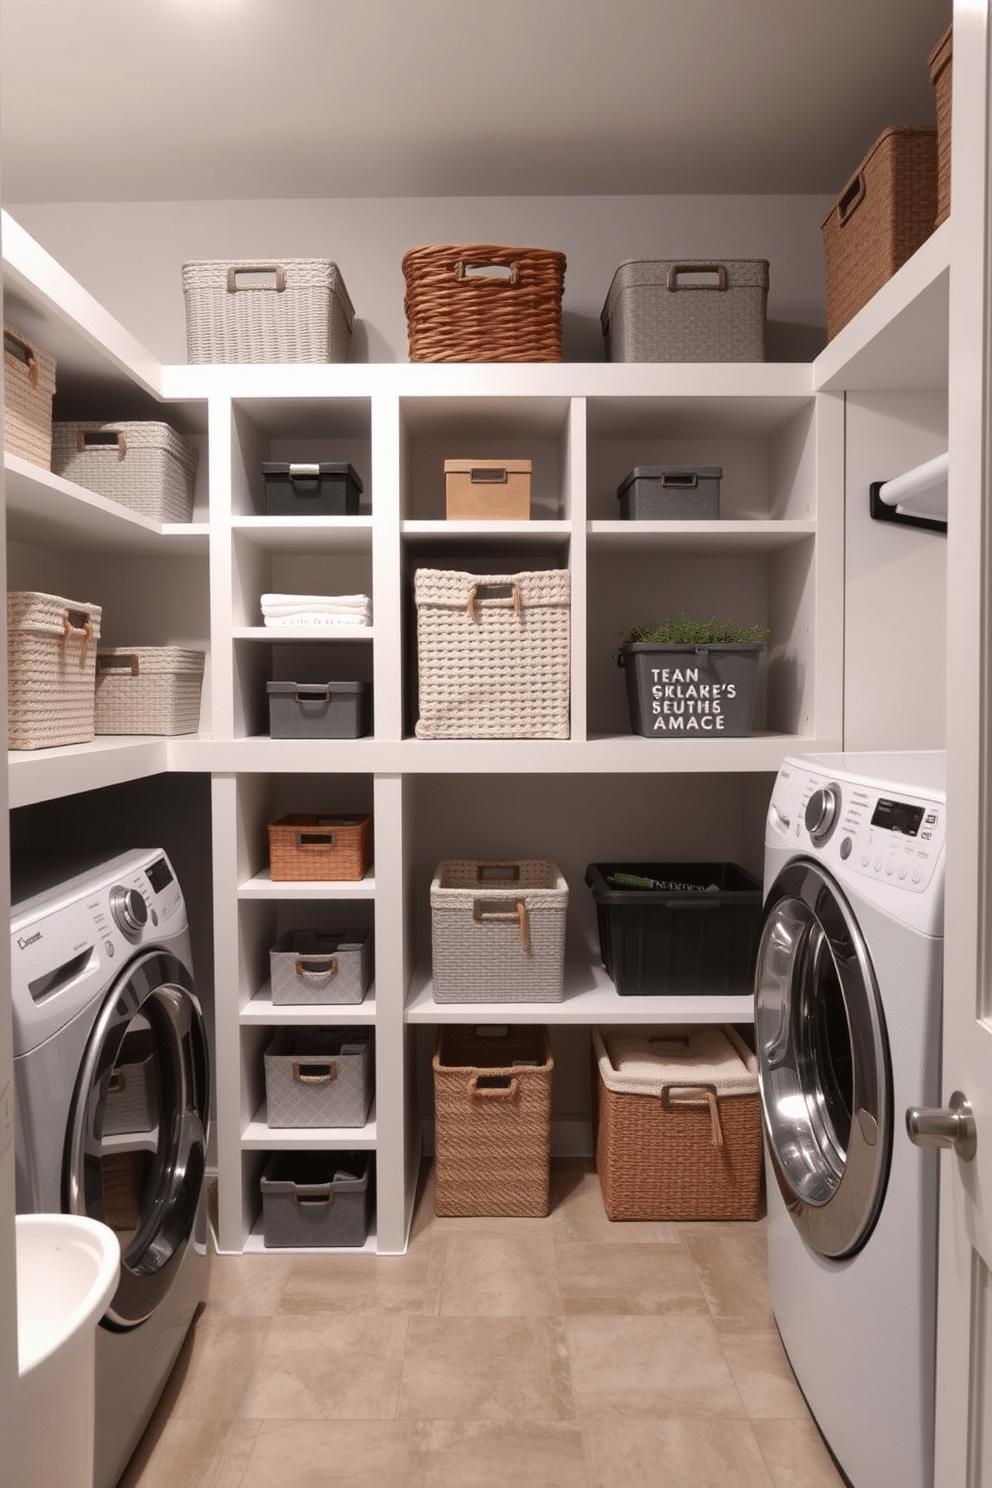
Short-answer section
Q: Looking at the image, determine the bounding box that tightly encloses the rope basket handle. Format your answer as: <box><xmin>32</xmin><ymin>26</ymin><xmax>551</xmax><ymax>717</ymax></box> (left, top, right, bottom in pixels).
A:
<box><xmin>660</xmin><ymin>1083</ymin><xmax>724</xmax><ymax>1147</ymax></box>
<box><xmin>3</xmin><ymin>329</ymin><xmax>38</xmax><ymax>388</ymax></box>
<box><xmin>292</xmin><ymin>1059</ymin><xmax>338</xmax><ymax>1085</ymax></box>
<box><xmin>60</xmin><ymin>610</ymin><xmax>95</xmax><ymax>663</ymax></box>
<box><xmin>468</xmin><ymin>1074</ymin><xmax>520</xmax><ymax>1099</ymax></box>
<box><xmin>294</xmin><ymin>955</ymin><xmax>339</xmax><ymax>982</ymax></box>
<box><xmin>292</xmin><ymin>1190</ymin><xmax>335</xmax><ymax>1208</ymax></box>
<box><xmin>472</xmin><ymin>897</ymin><xmax>529</xmax><ymax>949</ymax></box>
<box><xmin>466</xmin><ymin>580</ymin><xmax>522</xmax><ymax>622</ymax></box>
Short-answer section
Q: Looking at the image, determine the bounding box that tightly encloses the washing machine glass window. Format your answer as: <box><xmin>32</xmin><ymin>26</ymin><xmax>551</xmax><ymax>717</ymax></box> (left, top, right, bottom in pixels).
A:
<box><xmin>754</xmin><ymin>859</ymin><xmax>892</xmax><ymax>1259</ymax></box>
<box><xmin>65</xmin><ymin>949</ymin><xmax>209</xmax><ymax>1327</ymax></box>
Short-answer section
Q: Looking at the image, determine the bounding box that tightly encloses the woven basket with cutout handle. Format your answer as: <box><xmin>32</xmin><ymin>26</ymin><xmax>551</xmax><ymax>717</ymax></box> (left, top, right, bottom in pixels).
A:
<box><xmin>402</xmin><ymin>243</ymin><xmax>566</xmax><ymax>362</ymax></box>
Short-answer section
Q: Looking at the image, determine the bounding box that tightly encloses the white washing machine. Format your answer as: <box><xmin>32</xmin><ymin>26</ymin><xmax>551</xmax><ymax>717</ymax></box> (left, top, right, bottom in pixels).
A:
<box><xmin>10</xmin><ymin>848</ymin><xmax>210</xmax><ymax>1488</ymax></box>
<box><xmin>754</xmin><ymin>750</ymin><xmax>945</xmax><ymax>1488</ymax></box>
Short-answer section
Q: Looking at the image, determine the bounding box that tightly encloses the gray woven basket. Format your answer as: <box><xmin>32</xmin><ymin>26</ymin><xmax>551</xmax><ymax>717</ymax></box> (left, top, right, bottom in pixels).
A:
<box><xmin>52</xmin><ymin>422</ymin><xmax>198</xmax><ymax>523</ymax></box>
<box><xmin>182</xmin><ymin>258</ymin><xmax>355</xmax><ymax>363</ymax></box>
<box><xmin>94</xmin><ymin>647</ymin><xmax>205</xmax><ymax>736</ymax></box>
<box><xmin>430</xmin><ymin>858</ymin><xmax>569</xmax><ymax>1003</ymax></box>
<box><xmin>7</xmin><ymin>590</ymin><xmax>102</xmax><ymax>750</ymax></box>
<box><xmin>3</xmin><ymin>324</ymin><xmax>56</xmax><ymax>468</ymax></box>
<box><xmin>601</xmin><ymin>259</ymin><xmax>768</xmax><ymax>362</ymax></box>
<box><xmin>414</xmin><ymin>567</ymin><xmax>571</xmax><ymax>739</ymax></box>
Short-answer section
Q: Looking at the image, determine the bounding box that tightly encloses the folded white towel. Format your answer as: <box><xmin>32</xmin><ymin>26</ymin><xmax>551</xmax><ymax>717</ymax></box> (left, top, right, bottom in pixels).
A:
<box><xmin>261</xmin><ymin>593</ymin><xmax>371</xmax><ymax>613</ymax></box>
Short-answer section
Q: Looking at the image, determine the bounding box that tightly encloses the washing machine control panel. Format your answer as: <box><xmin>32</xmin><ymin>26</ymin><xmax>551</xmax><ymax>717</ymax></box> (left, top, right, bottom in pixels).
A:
<box><xmin>769</xmin><ymin>764</ymin><xmax>946</xmax><ymax>893</ymax></box>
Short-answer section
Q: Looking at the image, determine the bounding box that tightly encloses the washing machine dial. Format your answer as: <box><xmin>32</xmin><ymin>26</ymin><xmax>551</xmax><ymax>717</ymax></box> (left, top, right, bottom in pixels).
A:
<box><xmin>805</xmin><ymin>784</ymin><xmax>840</xmax><ymax>845</ymax></box>
<box><xmin>110</xmin><ymin>885</ymin><xmax>148</xmax><ymax>936</ymax></box>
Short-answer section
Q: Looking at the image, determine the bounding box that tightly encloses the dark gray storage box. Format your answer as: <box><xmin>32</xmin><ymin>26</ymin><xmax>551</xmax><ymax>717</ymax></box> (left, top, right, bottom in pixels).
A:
<box><xmin>269</xmin><ymin>928</ymin><xmax>373</xmax><ymax>1005</ymax></box>
<box><xmin>260</xmin><ymin>1150</ymin><xmax>372</xmax><ymax>1248</ymax></box>
<box><xmin>601</xmin><ymin>259</ymin><xmax>768</xmax><ymax>363</ymax></box>
<box><xmin>262</xmin><ymin>462</ymin><xmax>363</xmax><ymax>516</ymax></box>
<box><xmin>618</xmin><ymin>466</ymin><xmax>722</xmax><ymax>521</ymax></box>
<box><xmin>619</xmin><ymin>642</ymin><xmax>763</xmax><ymax>738</ymax></box>
<box><xmin>267</xmin><ymin>680</ymin><xmax>371</xmax><ymax>739</ymax></box>
<box><xmin>263</xmin><ymin>1026</ymin><xmax>374</xmax><ymax>1127</ymax></box>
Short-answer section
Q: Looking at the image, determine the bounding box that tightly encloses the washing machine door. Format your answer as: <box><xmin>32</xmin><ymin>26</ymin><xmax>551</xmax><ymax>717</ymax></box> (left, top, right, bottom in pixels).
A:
<box><xmin>754</xmin><ymin>859</ymin><xmax>891</xmax><ymax>1259</ymax></box>
<box><xmin>65</xmin><ymin>948</ymin><xmax>209</xmax><ymax>1327</ymax></box>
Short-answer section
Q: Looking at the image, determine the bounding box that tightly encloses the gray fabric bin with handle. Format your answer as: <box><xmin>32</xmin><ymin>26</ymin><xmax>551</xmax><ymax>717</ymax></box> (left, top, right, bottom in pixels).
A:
<box><xmin>267</xmin><ymin>680</ymin><xmax>371</xmax><ymax>739</ymax></box>
<box><xmin>263</xmin><ymin>1026</ymin><xmax>374</xmax><ymax>1127</ymax></box>
<box><xmin>260</xmin><ymin>1151</ymin><xmax>372</xmax><ymax>1248</ymax></box>
<box><xmin>269</xmin><ymin>929</ymin><xmax>373</xmax><ymax>1005</ymax></box>
<box><xmin>601</xmin><ymin>259</ymin><xmax>768</xmax><ymax>362</ymax></box>
<box><xmin>617</xmin><ymin>466</ymin><xmax>722</xmax><ymax>520</ymax></box>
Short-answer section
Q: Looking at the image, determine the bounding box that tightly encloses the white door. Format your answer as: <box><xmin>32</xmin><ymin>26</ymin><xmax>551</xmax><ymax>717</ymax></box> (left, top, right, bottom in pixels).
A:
<box><xmin>930</xmin><ymin>4</ymin><xmax>992</xmax><ymax>1483</ymax></box>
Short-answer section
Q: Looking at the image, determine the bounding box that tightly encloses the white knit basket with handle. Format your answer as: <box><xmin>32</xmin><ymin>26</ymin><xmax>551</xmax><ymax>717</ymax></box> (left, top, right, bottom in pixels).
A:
<box><xmin>7</xmin><ymin>591</ymin><xmax>102</xmax><ymax>749</ymax></box>
<box><xmin>3</xmin><ymin>323</ymin><xmax>56</xmax><ymax>468</ymax></box>
<box><xmin>52</xmin><ymin>422</ymin><xmax>198</xmax><ymax>523</ymax></box>
<box><xmin>414</xmin><ymin>567</ymin><xmax>570</xmax><ymax>738</ymax></box>
<box><xmin>181</xmin><ymin>258</ymin><xmax>355</xmax><ymax>363</ymax></box>
<box><xmin>94</xmin><ymin>647</ymin><xmax>205</xmax><ymax>736</ymax></box>
<box><xmin>430</xmin><ymin>858</ymin><xmax>569</xmax><ymax>1002</ymax></box>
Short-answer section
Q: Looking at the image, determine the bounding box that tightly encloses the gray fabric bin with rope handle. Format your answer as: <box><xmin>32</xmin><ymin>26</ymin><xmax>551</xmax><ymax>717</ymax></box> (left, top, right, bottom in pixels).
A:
<box><xmin>260</xmin><ymin>1151</ymin><xmax>373</xmax><ymax>1248</ymax></box>
<box><xmin>430</xmin><ymin>859</ymin><xmax>568</xmax><ymax>1003</ymax></box>
<box><xmin>52</xmin><ymin>421</ymin><xmax>198</xmax><ymax>524</ymax></box>
<box><xmin>592</xmin><ymin>1023</ymin><xmax>764</xmax><ymax>1221</ymax></box>
<box><xmin>601</xmin><ymin>259</ymin><xmax>768</xmax><ymax>363</ymax></box>
<box><xmin>269</xmin><ymin>928</ymin><xmax>373</xmax><ymax>1006</ymax></box>
<box><xmin>7</xmin><ymin>590</ymin><xmax>102</xmax><ymax>750</ymax></box>
<box><xmin>414</xmin><ymin>567</ymin><xmax>571</xmax><ymax>739</ymax></box>
<box><xmin>263</xmin><ymin>1026</ymin><xmax>374</xmax><ymax>1128</ymax></box>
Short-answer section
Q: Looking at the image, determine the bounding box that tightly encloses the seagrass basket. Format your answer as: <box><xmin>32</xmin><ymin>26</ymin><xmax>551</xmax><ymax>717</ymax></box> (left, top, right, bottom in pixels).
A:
<box><xmin>94</xmin><ymin>647</ymin><xmax>205</xmax><ymax>736</ymax></box>
<box><xmin>929</xmin><ymin>27</ymin><xmax>952</xmax><ymax>226</ymax></box>
<box><xmin>267</xmin><ymin>813</ymin><xmax>372</xmax><ymax>882</ymax></box>
<box><xmin>402</xmin><ymin>244</ymin><xmax>566</xmax><ymax>362</ymax></box>
<box><xmin>3</xmin><ymin>324</ymin><xmax>56</xmax><ymax>468</ymax></box>
<box><xmin>181</xmin><ymin>258</ymin><xmax>354</xmax><ymax>363</ymax></box>
<box><xmin>433</xmin><ymin>1024</ymin><xmax>553</xmax><ymax>1216</ymax></box>
<box><xmin>7</xmin><ymin>590</ymin><xmax>102</xmax><ymax>750</ymax></box>
<box><xmin>592</xmin><ymin>1024</ymin><xmax>763</xmax><ymax>1221</ymax></box>
<box><xmin>414</xmin><ymin>567</ymin><xmax>571</xmax><ymax>738</ymax></box>
<box><xmin>821</xmin><ymin>126</ymin><xmax>938</xmax><ymax>340</ymax></box>
<box><xmin>52</xmin><ymin>422</ymin><xmax>198</xmax><ymax>523</ymax></box>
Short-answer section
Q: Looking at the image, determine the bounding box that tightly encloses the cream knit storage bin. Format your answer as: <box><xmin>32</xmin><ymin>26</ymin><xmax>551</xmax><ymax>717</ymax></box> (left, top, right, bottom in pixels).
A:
<box><xmin>7</xmin><ymin>591</ymin><xmax>102</xmax><ymax>750</ymax></box>
<box><xmin>3</xmin><ymin>324</ymin><xmax>56</xmax><ymax>468</ymax></box>
<box><xmin>430</xmin><ymin>859</ymin><xmax>569</xmax><ymax>1003</ymax></box>
<box><xmin>52</xmin><ymin>422</ymin><xmax>198</xmax><ymax>523</ymax></box>
<box><xmin>182</xmin><ymin>258</ymin><xmax>355</xmax><ymax>363</ymax></box>
<box><xmin>414</xmin><ymin>567</ymin><xmax>570</xmax><ymax>738</ymax></box>
<box><xmin>94</xmin><ymin>648</ymin><xmax>205</xmax><ymax>736</ymax></box>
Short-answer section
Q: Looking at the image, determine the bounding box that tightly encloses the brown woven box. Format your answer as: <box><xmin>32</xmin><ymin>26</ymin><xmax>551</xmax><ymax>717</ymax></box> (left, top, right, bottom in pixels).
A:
<box><xmin>267</xmin><ymin>813</ymin><xmax>372</xmax><ymax>882</ymax></box>
<box><xmin>929</xmin><ymin>27</ymin><xmax>952</xmax><ymax>227</ymax></box>
<box><xmin>592</xmin><ymin>1024</ymin><xmax>763</xmax><ymax>1221</ymax></box>
<box><xmin>3</xmin><ymin>324</ymin><xmax>56</xmax><ymax>468</ymax></box>
<box><xmin>433</xmin><ymin>1024</ymin><xmax>553</xmax><ymax>1217</ymax></box>
<box><xmin>94</xmin><ymin>647</ymin><xmax>205</xmax><ymax>736</ymax></box>
<box><xmin>52</xmin><ymin>422</ymin><xmax>198</xmax><ymax>523</ymax></box>
<box><xmin>821</xmin><ymin>126</ymin><xmax>938</xmax><ymax>341</ymax></box>
<box><xmin>7</xmin><ymin>590</ymin><xmax>102</xmax><ymax>750</ymax></box>
<box><xmin>444</xmin><ymin>459</ymin><xmax>532</xmax><ymax>520</ymax></box>
<box><xmin>402</xmin><ymin>244</ymin><xmax>566</xmax><ymax>362</ymax></box>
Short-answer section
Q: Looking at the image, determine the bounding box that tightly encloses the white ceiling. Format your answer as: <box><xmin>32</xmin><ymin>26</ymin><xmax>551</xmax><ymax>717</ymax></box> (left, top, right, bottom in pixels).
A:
<box><xmin>1</xmin><ymin>0</ymin><xmax>952</xmax><ymax>203</ymax></box>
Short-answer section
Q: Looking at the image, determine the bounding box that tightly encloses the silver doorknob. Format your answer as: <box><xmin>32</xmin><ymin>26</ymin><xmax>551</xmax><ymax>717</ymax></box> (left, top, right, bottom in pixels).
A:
<box><xmin>906</xmin><ymin>1091</ymin><xmax>977</xmax><ymax>1161</ymax></box>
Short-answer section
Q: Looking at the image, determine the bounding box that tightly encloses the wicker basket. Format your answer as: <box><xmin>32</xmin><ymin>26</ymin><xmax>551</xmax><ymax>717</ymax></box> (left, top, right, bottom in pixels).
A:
<box><xmin>3</xmin><ymin>324</ymin><xmax>56</xmax><ymax>468</ymax></box>
<box><xmin>52</xmin><ymin>422</ymin><xmax>198</xmax><ymax>523</ymax></box>
<box><xmin>414</xmin><ymin>567</ymin><xmax>570</xmax><ymax>739</ymax></box>
<box><xmin>821</xmin><ymin>126</ymin><xmax>938</xmax><ymax>341</ymax></box>
<box><xmin>94</xmin><ymin>648</ymin><xmax>205</xmax><ymax>736</ymax></box>
<box><xmin>7</xmin><ymin>590</ymin><xmax>102</xmax><ymax>750</ymax></box>
<box><xmin>267</xmin><ymin>813</ymin><xmax>372</xmax><ymax>882</ymax></box>
<box><xmin>431</xmin><ymin>859</ymin><xmax>569</xmax><ymax>1004</ymax></box>
<box><xmin>433</xmin><ymin>1024</ymin><xmax>553</xmax><ymax>1216</ymax></box>
<box><xmin>929</xmin><ymin>27</ymin><xmax>952</xmax><ymax>227</ymax></box>
<box><xmin>181</xmin><ymin>258</ymin><xmax>354</xmax><ymax>363</ymax></box>
<box><xmin>592</xmin><ymin>1024</ymin><xmax>763</xmax><ymax>1221</ymax></box>
<box><xmin>402</xmin><ymin>244</ymin><xmax>566</xmax><ymax>362</ymax></box>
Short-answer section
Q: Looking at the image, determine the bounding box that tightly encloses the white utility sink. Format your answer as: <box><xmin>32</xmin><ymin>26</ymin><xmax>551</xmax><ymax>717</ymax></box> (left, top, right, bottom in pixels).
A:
<box><xmin>16</xmin><ymin>1213</ymin><xmax>121</xmax><ymax>1488</ymax></box>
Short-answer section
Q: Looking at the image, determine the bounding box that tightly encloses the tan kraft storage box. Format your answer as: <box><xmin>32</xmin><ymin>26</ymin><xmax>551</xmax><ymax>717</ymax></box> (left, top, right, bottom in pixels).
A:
<box><xmin>444</xmin><ymin>459</ymin><xmax>532</xmax><ymax>519</ymax></box>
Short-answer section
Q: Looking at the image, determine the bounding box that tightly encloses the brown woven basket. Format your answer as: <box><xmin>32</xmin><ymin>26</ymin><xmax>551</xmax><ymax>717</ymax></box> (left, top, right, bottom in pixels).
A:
<box><xmin>267</xmin><ymin>813</ymin><xmax>372</xmax><ymax>882</ymax></box>
<box><xmin>821</xmin><ymin>126</ymin><xmax>938</xmax><ymax>341</ymax></box>
<box><xmin>433</xmin><ymin>1024</ymin><xmax>553</xmax><ymax>1217</ymax></box>
<box><xmin>592</xmin><ymin>1025</ymin><xmax>764</xmax><ymax>1222</ymax></box>
<box><xmin>929</xmin><ymin>26</ymin><xmax>952</xmax><ymax>227</ymax></box>
<box><xmin>402</xmin><ymin>244</ymin><xmax>566</xmax><ymax>362</ymax></box>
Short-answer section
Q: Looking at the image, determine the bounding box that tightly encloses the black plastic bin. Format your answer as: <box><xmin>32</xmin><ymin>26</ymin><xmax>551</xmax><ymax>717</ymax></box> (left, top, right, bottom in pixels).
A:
<box><xmin>262</xmin><ymin>461</ymin><xmax>363</xmax><ymax>516</ymax></box>
<box><xmin>585</xmin><ymin>861</ymin><xmax>763</xmax><ymax>996</ymax></box>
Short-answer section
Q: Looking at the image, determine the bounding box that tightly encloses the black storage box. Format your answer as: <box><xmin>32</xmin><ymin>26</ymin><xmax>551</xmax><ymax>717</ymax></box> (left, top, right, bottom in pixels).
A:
<box><xmin>262</xmin><ymin>461</ymin><xmax>363</xmax><ymax>516</ymax></box>
<box><xmin>585</xmin><ymin>861</ymin><xmax>763</xmax><ymax>996</ymax></box>
<box><xmin>617</xmin><ymin>466</ymin><xmax>722</xmax><ymax>521</ymax></box>
<box><xmin>260</xmin><ymin>1150</ymin><xmax>372</xmax><ymax>1248</ymax></box>
<box><xmin>267</xmin><ymin>680</ymin><xmax>371</xmax><ymax>738</ymax></box>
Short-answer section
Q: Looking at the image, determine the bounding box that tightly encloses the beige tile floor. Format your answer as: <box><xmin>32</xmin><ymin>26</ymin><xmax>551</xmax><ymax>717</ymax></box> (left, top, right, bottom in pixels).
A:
<box><xmin>119</xmin><ymin>1160</ymin><xmax>850</xmax><ymax>1488</ymax></box>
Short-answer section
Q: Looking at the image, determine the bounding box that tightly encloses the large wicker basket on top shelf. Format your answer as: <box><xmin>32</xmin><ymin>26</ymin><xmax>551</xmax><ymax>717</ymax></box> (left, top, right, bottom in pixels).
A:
<box><xmin>402</xmin><ymin>243</ymin><xmax>566</xmax><ymax>362</ymax></box>
<box><xmin>929</xmin><ymin>26</ymin><xmax>952</xmax><ymax>227</ymax></box>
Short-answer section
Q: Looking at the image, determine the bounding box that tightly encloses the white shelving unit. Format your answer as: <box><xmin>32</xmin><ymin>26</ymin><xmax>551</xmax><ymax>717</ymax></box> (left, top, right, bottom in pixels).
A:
<box><xmin>3</xmin><ymin>203</ymin><xmax>950</xmax><ymax>1257</ymax></box>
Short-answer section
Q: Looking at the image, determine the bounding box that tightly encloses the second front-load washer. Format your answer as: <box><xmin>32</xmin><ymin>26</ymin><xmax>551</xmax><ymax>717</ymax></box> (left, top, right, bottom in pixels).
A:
<box><xmin>10</xmin><ymin>848</ymin><xmax>210</xmax><ymax>1488</ymax></box>
<box><xmin>754</xmin><ymin>750</ymin><xmax>945</xmax><ymax>1488</ymax></box>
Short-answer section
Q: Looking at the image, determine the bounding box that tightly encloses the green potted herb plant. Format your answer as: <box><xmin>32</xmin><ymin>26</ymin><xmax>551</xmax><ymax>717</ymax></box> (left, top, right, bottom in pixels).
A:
<box><xmin>618</xmin><ymin>614</ymin><xmax>769</xmax><ymax>737</ymax></box>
